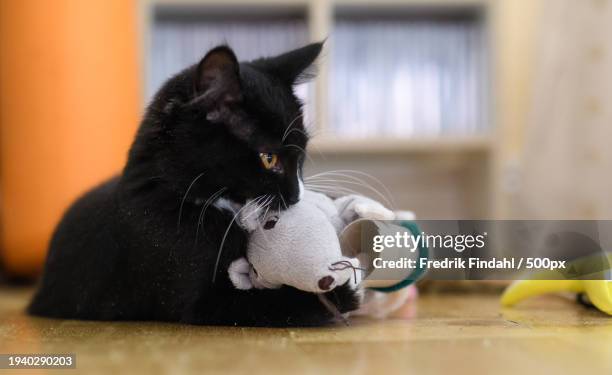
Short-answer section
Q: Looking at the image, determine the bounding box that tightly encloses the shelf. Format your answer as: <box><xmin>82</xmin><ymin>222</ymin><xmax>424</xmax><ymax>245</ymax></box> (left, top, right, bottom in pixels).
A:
<box><xmin>308</xmin><ymin>136</ymin><xmax>493</xmax><ymax>155</ymax></box>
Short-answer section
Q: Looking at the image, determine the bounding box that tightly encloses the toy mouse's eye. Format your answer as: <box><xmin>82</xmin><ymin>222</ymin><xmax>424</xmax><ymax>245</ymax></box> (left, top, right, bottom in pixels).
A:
<box><xmin>263</xmin><ymin>216</ymin><xmax>278</xmax><ymax>230</ymax></box>
<box><xmin>259</xmin><ymin>152</ymin><xmax>281</xmax><ymax>172</ymax></box>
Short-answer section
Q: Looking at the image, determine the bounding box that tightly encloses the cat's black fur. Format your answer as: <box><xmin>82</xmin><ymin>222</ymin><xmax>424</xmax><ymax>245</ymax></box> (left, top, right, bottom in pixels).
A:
<box><xmin>28</xmin><ymin>43</ymin><xmax>361</xmax><ymax>326</ymax></box>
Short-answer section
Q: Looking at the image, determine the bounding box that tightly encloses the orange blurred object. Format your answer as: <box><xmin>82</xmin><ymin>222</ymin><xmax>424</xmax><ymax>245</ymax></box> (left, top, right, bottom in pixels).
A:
<box><xmin>0</xmin><ymin>0</ymin><xmax>141</xmax><ymax>277</ymax></box>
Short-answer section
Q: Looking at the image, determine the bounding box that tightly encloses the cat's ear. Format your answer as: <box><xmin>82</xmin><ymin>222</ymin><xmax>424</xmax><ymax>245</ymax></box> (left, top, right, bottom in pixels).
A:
<box><xmin>255</xmin><ymin>42</ymin><xmax>323</xmax><ymax>86</ymax></box>
<box><xmin>193</xmin><ymin>46</ymin><xmax>242</xmax><ymax>108</ymax></box>
<box><xmin>193</xmin><ymin>46</ymin><xmax>255</xmax><ymax>140</ymax></box>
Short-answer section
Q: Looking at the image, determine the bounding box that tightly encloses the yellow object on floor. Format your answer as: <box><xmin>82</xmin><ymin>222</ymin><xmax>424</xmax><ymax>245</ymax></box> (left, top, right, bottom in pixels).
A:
<box><xmin>501</xmin><ymin>252</ymin><xmax>612</xmax><ymax>315</ymax></box>
<box><xmin>502</xmin><ymin>280</ymin><xmax>612</xmax><ymax>315</ymax></box>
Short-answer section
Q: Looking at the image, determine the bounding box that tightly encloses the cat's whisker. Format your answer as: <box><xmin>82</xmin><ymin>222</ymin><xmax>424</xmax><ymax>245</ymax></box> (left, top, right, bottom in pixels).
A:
<box><xmin>253</xmin><ymin>195</ymin><xmax>267</xmax><ymax>212</ymax></box>
<box><xmin>306</xmin><ymin>179</ymin><xmax>391</xmax><ymax>206</ymax></box>
<box><xmin>304</xmin><ymin>123</ymin><xmax>334</xmax><ymax>144</ymax></box>
<box><xmin>284</xmin><ymin>143</ymin><xmax>307</xmax><ymax>155</ymax></box>
<box><xmin>257</xmin><ymin>196</ymin><xmax>274</xmax><ymax>245</ymax></box>
<box><xmin>262</xmin><ymin>197</ymin><xmax>272</xmax><ymax>221</ymax></box>
<box><xmin>303</xmin><ymin>184</ymin><xmax>371</xmax><ymax>200</ymax></box>
<box><xmin>262</xmin><ymin>202</ymin><xmax>280</xmax><ymax>243</ymax></box>
<box><xmin>304</xmin><ymin>121</ymin><xmax>322</xmax><ymax>138</ymax></box>
<box><xmin>194</xmin><ymin>187</ymin><xmax>227</xmax><ymax>247</ymax></box>
<box><xmin>283</xmin><ymin>127</ymin><xmax>310</xmax><ymax>142</ymax></box>
<box><xmin>305</xmin><ymin>176</ymin><xmax>396</xmax><ymax>207</ymax></box>
<box><xmin>257</xmin><ymin>195</ymin><xmax>273</xmax><ymax>214</ymax></box>
<box><xmin>262</xmin><ymin>200</ymin><xmax>281</xmax><ymax>245</ymax></box>
<box><xmin>302</xmin><ymin>185</ymin><xmax>349</xmax><ymax>198</ymax></box>
<box><xmin>212</xmin><ymin>197</ymin><xmax>263</xmax><ymax>283</ymax></box>
<box><xmin>305</xmin><ymin>170</ymin><xmax>395</xmax><ymax>206</ymax></box>
<box><xmin>281</xmin><ymin>113</ymin><xmax>305</xmax><ymax>142</ymax></box>
<box><xmin>306</xmin><ymin>139</ymin><xmax>326</xmax><ymax>161</ymax></box>
<box><xmin>303</xmin><ymin>188</ymin><xmax>349</xmax><ymax>199</ymax></box>
<box><xmin>240</xmin><ymin>195</ymin><xmax>268</xmax><ymax>222</ymax></box>
<box><xmin>306</xmin><ymin>170</ymin><xmax>382</xmax><ymax>186</ymax></box>
<box><xmin>244</xmin><ymin>195</ymin><xmax>272</xmax><ymax>222</ymax></box>
<box><xmin>306</xmin><ymin>184</ymin><xmax>366</xmax><ymax>197</ymax></box>
<box><xmin>177</xmin><ymin>171</ymin><xmax>206</xmax><ymax>232</ymax></box>
<box><xmin>258</xmin><ymin>194</ymin><xmax>273</xmax><ymax>211</ymax></box>
<box><xmin>277</xmin><ymin>189</ymin><xmax>288</xmax><ymax>210</ymax></box>
<box><xmin>306</xmin><ymin>169</ymin><xmax>383</xmax><ymax>183</ymax></box>
<box><xmin>283</xmin><ymin>143</ymin><xmax>316</xmax><ymax>166</ymax></box>
<box><xmin>303</xmin><ymin>177</ymin><xmax>393</xmax><ymax>208</ymax></box>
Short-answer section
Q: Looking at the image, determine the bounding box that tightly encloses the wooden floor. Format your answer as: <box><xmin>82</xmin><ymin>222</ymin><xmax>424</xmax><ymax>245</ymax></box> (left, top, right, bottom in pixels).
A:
<box><xmin>0</xmin><ymin>287</ymin><xmax>611</xmax><ymax>375</ymax></box>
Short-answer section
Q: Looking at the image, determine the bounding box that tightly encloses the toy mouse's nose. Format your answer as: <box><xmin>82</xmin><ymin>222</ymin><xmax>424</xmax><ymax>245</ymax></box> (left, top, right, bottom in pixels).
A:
<box><xmin>318</xmin><ymin>276</ymin><xmax>335</xmax><ymax>291</ymax></box>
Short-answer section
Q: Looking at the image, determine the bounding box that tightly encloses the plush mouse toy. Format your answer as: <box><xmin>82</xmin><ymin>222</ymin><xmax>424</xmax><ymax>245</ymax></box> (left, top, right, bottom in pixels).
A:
<box><xmin>228</xmin><ymin>190</ymin><xmax>395</xmax><ymax>293</ymax></box>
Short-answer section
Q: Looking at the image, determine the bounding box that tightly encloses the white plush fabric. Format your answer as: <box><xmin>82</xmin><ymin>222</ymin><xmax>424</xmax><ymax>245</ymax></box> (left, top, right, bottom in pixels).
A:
<box><xmin>228</xmin><ymin>189</ymin><xmax>415</xmax><ymax>318</ymax></box>
<box><xmin>230</xmin><ymin>191</ymin><xmax>361</xmax><ymax>293</ymax></box>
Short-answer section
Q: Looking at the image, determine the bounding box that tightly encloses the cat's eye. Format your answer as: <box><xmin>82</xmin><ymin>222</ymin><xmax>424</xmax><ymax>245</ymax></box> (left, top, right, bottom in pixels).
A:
<box><xmin>259</xmin><ymin>152</ymin><xmax>280</xmax><ymax>171</ymax></box>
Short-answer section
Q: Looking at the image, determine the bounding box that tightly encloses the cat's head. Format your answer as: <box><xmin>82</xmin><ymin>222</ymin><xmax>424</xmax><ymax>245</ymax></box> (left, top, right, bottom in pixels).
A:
<box><xmin>134</xmin><ymin>42</ymin><xmax>323</xmax><ymax>210</ymax></box>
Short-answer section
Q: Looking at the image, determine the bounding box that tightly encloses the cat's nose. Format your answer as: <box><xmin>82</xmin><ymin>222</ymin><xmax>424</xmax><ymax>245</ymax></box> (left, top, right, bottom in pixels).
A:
<box><xmin>286</xmin><ymin>194</ymin><xmax>300</xmax><ymax>206</ymax></box>
<box><xmin>318</xmin><ymin>276</ymin><xmax>335</xmax><ymax>291</ymax></box>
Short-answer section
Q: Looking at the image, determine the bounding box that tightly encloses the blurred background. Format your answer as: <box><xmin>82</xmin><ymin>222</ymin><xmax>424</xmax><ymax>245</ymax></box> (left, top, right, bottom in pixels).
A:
<box><xmin>1</xmin><ymin>0</ymin><xmax>611</xmax><ymax>279</ymax></box>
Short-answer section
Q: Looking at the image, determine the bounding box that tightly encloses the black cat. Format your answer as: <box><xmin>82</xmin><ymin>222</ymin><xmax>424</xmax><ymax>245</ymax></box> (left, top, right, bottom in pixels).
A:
<box><xmin>28</xmin><ymin>43</ymin><xmax>361</xmax><ymax>326</ymax></box>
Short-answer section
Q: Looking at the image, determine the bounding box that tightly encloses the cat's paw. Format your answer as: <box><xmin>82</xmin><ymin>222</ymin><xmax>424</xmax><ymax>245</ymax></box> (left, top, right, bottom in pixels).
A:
<box><xmin>325</xmin><ymin>282</ymin><xmax>364</xmax><ymax>315</ymax></box>
<box><xmin>228</xmin><ymin>257</ymin><xmax>253</xmax><ymax>290</ymax></box>
<box><xmin>334</xmin><ymin>195</ymin><xmax>395</xmax><ymax>224</ymax></box>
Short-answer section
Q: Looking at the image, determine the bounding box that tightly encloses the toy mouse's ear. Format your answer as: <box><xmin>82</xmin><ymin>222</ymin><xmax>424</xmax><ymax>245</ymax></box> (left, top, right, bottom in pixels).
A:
<box><xmin>228</xmin><ymin>258</ymin><xmax>254</xmax><ymax>290</ymax></box>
